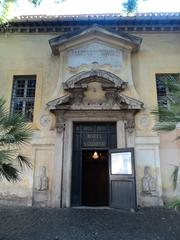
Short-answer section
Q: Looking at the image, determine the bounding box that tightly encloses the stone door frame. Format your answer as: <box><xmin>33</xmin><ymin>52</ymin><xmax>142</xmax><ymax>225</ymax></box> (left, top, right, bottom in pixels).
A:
<box><xmin>50</xmin><ymin>110</ymin><xmax>136</xmax><ymax>208</ymax></box>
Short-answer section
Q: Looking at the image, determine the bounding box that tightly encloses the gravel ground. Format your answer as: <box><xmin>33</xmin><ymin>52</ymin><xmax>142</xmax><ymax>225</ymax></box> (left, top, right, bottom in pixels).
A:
<box><xmin>0</xmin><ymin>206</ymin><xmax>180</xmax><ymax>240</ymax></box>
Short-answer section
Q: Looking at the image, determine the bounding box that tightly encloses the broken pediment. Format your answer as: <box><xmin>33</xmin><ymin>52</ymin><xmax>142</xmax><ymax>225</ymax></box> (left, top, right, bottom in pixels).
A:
<box><xmin>47</xmin><ymin>70</ymin><xmax>143</xmax><ymax>112</ymax></box>
<box><xmin>49</xmin><ymin>24</ymin><xmax>142</xmax><ymax>55</ymax></box>
<box><xmin>63</xmin><ymin>70</ymin><xmax>127</xmax><ymax>90</ymax></box>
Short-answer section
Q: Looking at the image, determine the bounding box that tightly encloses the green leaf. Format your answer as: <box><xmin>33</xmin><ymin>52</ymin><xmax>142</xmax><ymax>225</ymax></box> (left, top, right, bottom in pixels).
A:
<box><xmin>171</xmin><ymin>165</ymin><xmax>179</xmax><ymax>190</ymax></box>
<box><xmin>122</xmin><ymin>0</ymin><xmax>138</xmax><ymax>14</ymax></box>
<box><xmin>17</xmin><ymin>154</ymin><xmax>32</xmax><ymax>170</ymax></box>
<box><xmin>153</xmin><ymin>122</ymin><xmax>177</xmax><ymax>132</ymax></box>
<box><xmin>0</xmin><ymin>97</ymin><xmax>32</xmax><ymax>182</ymax></box>
<box><xmin>167</xmin><ymin>200</ymin><xmax>180</xmax><ymax>210</ymax></box>
<box><xmin>0</xmin><ymin>0</ymin><xmax>16</xmax><ymax>24</ymax></box>
<box><xmin>0</xmin><ymin>110</ymin><xmax>32</xmax><ymax>146</ymax></box>
<box><xmin>151</xmin><ymin>75</ymin><xmax>180</xmax><ymax>136</ymax></box>
<box><xmin>0</xmin><ymin>163</ymin><xmax>20</xmax><ymax>182</ymax></box>
<box><xmin>0</xmin><ymin>150</ymin><xmax>16</xmax><ymax>163</ymax></box>
<box><xmin>28</xmin><ymin>0</ymin><xmax>42</xmax><ymax>7</ymax></box>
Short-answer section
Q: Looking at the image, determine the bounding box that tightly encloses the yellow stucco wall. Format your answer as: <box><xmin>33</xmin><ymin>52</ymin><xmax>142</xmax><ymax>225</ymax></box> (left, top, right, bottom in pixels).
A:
<box><xmin>1</xmin><ymin>32</ymin><xmax>179</xmax><ymax>121</ymax></box>
<box><xmin>0</xmin><ymin>30</ymin><xmax>179</xmax><ymax>205</ymax></box>
<box><xmin>132</xmin><ymin>33</ymin><xmax>180</xmax><ymax>202</ymax></box>
<box><xmin>132</xmin><ymin>33</ymin><xmax>180</xmax><ymax>109</ymax></box>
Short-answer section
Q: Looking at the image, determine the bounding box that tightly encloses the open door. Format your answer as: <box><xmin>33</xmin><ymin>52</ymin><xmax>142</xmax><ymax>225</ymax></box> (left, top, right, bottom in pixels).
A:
<box><xmin>109</xmin><ymin>148</ymin><xmax>136</xmax><ymax>210</ymax></box>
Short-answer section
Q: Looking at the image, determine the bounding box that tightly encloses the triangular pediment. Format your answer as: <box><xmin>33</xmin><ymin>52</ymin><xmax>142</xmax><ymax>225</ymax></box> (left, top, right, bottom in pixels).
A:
<box><xmin>49</xmin><ymin>24</ymin><xmax>142</xmax><ymax>55</ymax></box>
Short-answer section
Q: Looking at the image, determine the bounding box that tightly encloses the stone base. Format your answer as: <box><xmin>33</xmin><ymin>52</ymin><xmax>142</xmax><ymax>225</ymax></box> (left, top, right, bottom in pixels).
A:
<box><xmin>33</xmin><ymin>191</ymin><xmax>48</xmax><ymax>207</ymax></box>
<box><xmin>140</xmin><ymin>193</ymin><xmax>163</xmax><ymax>207</ymax></box>
<box><xmin>0</xmin><ymin>194</ymin><xmax>29</xmax><ymax>206</ymax></box>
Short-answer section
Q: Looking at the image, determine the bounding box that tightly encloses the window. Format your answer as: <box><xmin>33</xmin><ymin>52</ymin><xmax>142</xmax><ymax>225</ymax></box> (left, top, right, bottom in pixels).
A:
<box><xmin>11</xmin><ymin>75</ymin><xmax>36</xmax><ymax>121</ymax></box>
<box><xmin>156</xmin><ymin>73</ymin><xmax>180</xmax><ymax>109</ymax></box>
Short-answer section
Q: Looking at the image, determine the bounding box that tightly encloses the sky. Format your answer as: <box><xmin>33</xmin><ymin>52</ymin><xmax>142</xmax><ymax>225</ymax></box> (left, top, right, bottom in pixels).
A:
<box><xmin>10</xmin><ymin>0</ymin><xmax>180</xmax><ymax>17</ymax></box>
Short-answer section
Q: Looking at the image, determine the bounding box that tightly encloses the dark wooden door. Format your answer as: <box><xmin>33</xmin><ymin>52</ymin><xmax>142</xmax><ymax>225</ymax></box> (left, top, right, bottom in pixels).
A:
<box><xmin>71</xmin><ymin>122</ymin><xmax>116</xmax><ymax>206</ymax></box>
<box><xmin>109</xmin><ymin>148</ymin><xmax>136</xmax><ymax>210</ymax></box>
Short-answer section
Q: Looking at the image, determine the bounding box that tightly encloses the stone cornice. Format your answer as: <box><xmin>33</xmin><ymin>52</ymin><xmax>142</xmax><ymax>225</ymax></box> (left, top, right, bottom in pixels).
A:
<box><xmin>49</xmin><ymin>24</ymin><xmax>142</xmax><ymax>55</ymax></box>
<box><xmin>1</xmin><ymin>12</ymin><xmax>180</xmax><ymax>33</ymax></box>
<box><xmin>47</xmin><ymin>93</ymin><xmax>143</xmax><ymax>112</ymax></box>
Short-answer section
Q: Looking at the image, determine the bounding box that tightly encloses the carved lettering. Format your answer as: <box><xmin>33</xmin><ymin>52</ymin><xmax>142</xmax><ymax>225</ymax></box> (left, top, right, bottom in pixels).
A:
<box><xmin>82</xmin><ymin>133</ymin><xmax>107</xmax><ymax>147</ymax></box>
<box><xmin>67</xmin><ymin>43</ymin><xmax>122</xmax><ymax>68</ymax></box>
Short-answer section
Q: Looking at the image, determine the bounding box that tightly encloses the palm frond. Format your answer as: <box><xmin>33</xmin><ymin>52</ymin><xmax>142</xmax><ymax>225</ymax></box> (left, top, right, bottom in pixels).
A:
<box><xmin>0</xmin><ymin>111</ymin><xmax>32</xmax><ymax>146</ymax></box>
<box><xmin>0</xmin><ymin>149</ymin><xmax>16</xmax><ymax>163</ymax></box>
<box><xmin>152</xmin><ymin>107</ymin><xmax>180</xmax><ymax>132</ymax></box>
<box><xmin>0</xmin><ymin>98</ymin><xmax>8</xmax><ymax>120</ymax></box>
<box><xmin>0</xmin><ymin>163</ymin><xmax>20</xmax><ymax>182</ymax></box>
<box><xmin>17</xmin><ymin>154</ymin><xmax>32</xmax><ymax>170</ymax></box>
<box><xmin>0</xmin><ymin>97</ymin><xmax>32</xmax><ymax>181</ymax></box>
<box><xmin>166</xmin><ymin>81</ymin><xmax>180</xmax><ymax>94</ymax></box>
<box><xmin>171</xmin><ymin>165</ymin><xmax>179</xmax><ymax>190</ymax></box>
<box><xmin>167</xmin><ymin>200</ymin><xmax>180</xmax><ymax>210</ymax></box>
<box><xmin>152</xmin><ymin>75</ymin><xmax>180</xmax><ymax>193</ymax></box>
<box><xmin>153</xmin><ymin>122</ymin><xmax>177</xmax><ymax>132</ymax></box>
<box><xmin>152</xmin><ymin>107</ymin><xmax>176</xmax><ymax>120</ymax></box>
<box><xmin>0</xmin><ymin>150</ymin><xmax>32</xmax><ymax>181</ymax></box>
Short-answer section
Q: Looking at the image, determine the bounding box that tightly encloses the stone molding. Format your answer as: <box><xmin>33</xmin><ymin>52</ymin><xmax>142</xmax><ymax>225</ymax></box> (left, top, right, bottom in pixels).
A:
<box><xmin>63</xmin><ymin>70</ymin><xmax>127</xmax><ymax>90</ymax></box>
<box><xmin>47</xmin><ymin>95</ymin><xmax>70</xmax><ymax>111</ymax></box>
<box><xmin>47</xmin><ymin>70</ymin><xmax>143</xmax><ymax>112</ymax></box>
<box><xmin>47</xmin><ymin>92</ymin><xmax>143</xmax><ymax>111</ymax></box>
<box><xmin>49</xmin><ymin>24</ymin><xmax>142</xmax><ymax>55</ymax></box>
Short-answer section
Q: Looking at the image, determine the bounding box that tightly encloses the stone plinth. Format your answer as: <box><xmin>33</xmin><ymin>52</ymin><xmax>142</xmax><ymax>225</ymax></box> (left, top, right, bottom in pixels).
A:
<box><xmin>140</xmin><ymin>192</ymin><xmax>163</xmax><ymax>207</ymax></box>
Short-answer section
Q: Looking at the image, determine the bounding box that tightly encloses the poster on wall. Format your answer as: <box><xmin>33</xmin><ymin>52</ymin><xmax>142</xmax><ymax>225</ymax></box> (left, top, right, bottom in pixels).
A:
<box><xmin>111</xmin><ymin>151</ymin><xmax>132</xmax><ymax>175</ymax></box>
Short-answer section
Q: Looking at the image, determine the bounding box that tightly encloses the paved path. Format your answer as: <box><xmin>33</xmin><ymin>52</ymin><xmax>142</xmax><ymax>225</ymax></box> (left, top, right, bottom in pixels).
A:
<box><xmin>0</xmin><ymin>207</ymin><xmax>179</xmax><ymax>240</ymax></box>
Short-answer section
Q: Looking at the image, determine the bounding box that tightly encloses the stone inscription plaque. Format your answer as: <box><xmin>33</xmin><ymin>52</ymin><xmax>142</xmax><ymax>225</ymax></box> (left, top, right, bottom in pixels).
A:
<box><xmin>82</xmin><ymin>133</ymin><xmax>107</xmax><ymax>147</ymax></box>
<box><xmin>67</xmin><ymin>43</ymin><xmax>122</xmax><ymax>68</ymax></box>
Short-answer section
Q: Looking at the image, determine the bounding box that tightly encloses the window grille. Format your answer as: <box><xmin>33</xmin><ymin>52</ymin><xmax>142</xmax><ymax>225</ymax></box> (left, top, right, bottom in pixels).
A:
<box><xmin>11</xmin><ymin>75</ymin><xmax>36</xmax><ymax>122</ymax></box>
<box><xmin>156</xmin><ymin>73</ymin><xmax>180</xmax><ymax>109</ymax></box>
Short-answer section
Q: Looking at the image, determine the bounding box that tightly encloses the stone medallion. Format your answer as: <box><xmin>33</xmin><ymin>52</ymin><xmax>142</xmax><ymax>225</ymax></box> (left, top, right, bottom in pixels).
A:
<box><xmin>136</xmin><ymin>113</ymin><xmax>152</xmax><ymax>130</ymax></box>
<box><xmin>38</xmin><ymin>113</ymin><xmax>55</xmax><ymax>130</ymax></box>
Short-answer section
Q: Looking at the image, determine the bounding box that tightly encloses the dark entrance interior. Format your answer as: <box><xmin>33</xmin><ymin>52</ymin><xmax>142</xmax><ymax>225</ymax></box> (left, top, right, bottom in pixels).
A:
<box><xmin>71</xmin><ymin>122</ymin><xmax>136</xmax><ymax>209</ymax></box>
<box><xmin>71</xmin><ymin>122</ymin><xmax>117</xmax><ymax>206</ymax></box>
<box><xmin>82</xmin><ymin>150</ymin><xmax>109</xmax><ymax>206</ymax></box>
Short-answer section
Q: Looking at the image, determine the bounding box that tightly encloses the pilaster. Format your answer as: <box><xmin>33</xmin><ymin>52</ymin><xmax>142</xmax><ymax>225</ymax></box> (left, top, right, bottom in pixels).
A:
<box><xmin>51</xmin><ymin>118</ymin><xmax>65</xmax><ymax>207</ymax></box>
<box><xmin>117</xmin><ymin>120</ymin><xmax>126</xmax><ymax>148</ymax></box>
<box><xmin>62</xmin><ymin>120</ymin><xmax>73</xmax><ymax>208</ymax></box>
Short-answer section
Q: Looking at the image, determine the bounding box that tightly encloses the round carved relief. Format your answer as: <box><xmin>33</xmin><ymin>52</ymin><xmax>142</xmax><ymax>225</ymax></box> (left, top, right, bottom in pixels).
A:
<box><xmin>39</xmin><ymin>114</ymin><xmax>54</xmax><ymax>130</ymax></box>
<box><xmin>136</xmin><ymin>113</ymin><xmax>152</xmax><ymax>130</ymax></box>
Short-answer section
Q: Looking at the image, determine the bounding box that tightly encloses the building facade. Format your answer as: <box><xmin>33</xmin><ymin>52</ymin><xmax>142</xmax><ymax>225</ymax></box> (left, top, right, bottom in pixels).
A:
<box><xmin>0</xmin><ymin>13</ymin><xmax>180</xmax><ymax>208</ymax></box>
